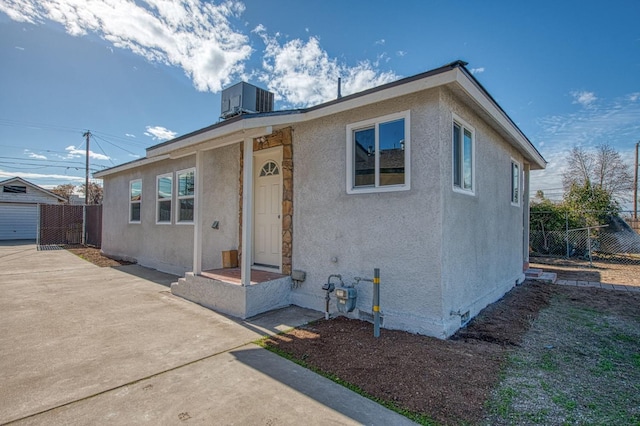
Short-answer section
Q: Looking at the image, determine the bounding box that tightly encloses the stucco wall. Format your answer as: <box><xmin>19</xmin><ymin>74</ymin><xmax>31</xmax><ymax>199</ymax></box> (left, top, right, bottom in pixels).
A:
<box><xmin>289</xmin><ymin>89</ymin><xmax>446</xmax><ymax>337</ymax></box>
<box><xmin>199</xmin><ymin>145</ymin><xmax>240</xmax><ymax>271</ymax></box>
<box><xmin>102</xmin><ymin>145</ymin><xmax>240</xmax><ymax>275</ymax></box>
<box><xmin>438</xmin><ymin>87</ymin><xmax>526</xmax><ymax>336</ymax></box>
<box><xmin>102</xmin><ymin>155</ymin><xmax>196</xmax><ymax>275</ymax></box>
<box><xmin>99</xmin><ymin>83</ymin><xmax>531</xmax><ymax>338</ymax></box>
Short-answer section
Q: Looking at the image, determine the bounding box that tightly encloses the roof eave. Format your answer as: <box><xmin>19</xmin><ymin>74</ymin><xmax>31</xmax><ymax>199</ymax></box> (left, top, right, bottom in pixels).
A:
<box><xmin>97</xmin><ymin>60</ymin><xmax>545</xmax><ymax>177</ymax></box>
<box><xmin>0</xmin><ymin>176</ymin><xmax>67</xmax><ymax>201</ymax></box>
<box><xmin>93</xmin><ymin>155</ymin><xmax>171</xmax><ymax>178</ymax></box>
<box><xmin>451</xmin><ymin>68</ymin><xmax>546</xmax><ymax>170</ymax></box>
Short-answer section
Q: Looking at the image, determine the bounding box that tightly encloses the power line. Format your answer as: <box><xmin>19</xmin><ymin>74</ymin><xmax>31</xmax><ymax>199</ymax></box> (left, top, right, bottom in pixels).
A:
<box><xmin>90</xmin><ymin>135</ymin><xmax>116</xmax><ymax>166</ymax></box>
<box><xmin>0</xmin><ymin>117</ymin><xmax>84</xmax><ymax>134</ymax></box>
<box><xmin>91</xmin><ymin>129</ymin><xmax>150</xmax><ymax>146</ymax></box>
<box><xmin>0</xmin><ymin>144</ymin><xmax>75</xmax><ymax>156</ymax></box>
<box><xmin>0</xmin><ymin>161</ymin><xmax>103</xmax><ymax>172</ymax></box>
<box><xmin>0</xmin><ymin>117</ymin><xmax>153</xmax><ymax>147</ymax></box>
<box><xmin>0</xmin><ymin>156</ymin><xmax>91</xmax><ymax>167</ymax></box>
<box><xmin>92</xmin><ymin>134</ymin><xmax>142</xmax><ymax>157</ymax></box>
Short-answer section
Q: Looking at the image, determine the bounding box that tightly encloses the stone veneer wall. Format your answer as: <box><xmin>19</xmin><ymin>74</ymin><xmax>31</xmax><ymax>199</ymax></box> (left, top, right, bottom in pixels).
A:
<box><xmin>238</xmin><ymin>127</ymin><xmax>293</xmax><ymax>275</ymax></box>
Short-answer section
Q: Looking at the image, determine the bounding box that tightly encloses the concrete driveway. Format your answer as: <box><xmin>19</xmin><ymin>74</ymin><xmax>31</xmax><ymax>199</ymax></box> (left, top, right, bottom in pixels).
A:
<box><xmin>0</xmin><ymin>242</ymin><xmax>416</xmax><ymax>425</ymax></box>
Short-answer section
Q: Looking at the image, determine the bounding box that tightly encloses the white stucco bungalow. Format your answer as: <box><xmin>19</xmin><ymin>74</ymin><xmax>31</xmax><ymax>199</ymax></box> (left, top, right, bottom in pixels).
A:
<box><xmin>95</xmin><ymin>61</ymin><xmax>546</xmax><ymax>338</ymax></box>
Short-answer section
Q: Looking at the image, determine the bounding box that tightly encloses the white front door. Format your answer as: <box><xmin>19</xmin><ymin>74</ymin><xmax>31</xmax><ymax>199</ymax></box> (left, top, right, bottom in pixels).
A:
<box><xmin>253</xmin><ymin>151</ymin><xmax>282</xmax><ymax>269</ymax></box>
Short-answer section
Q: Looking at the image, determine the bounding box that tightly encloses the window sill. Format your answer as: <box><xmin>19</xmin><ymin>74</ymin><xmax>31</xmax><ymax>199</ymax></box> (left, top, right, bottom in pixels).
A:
<box><xmin>347</xmin><ymin>185</ymin><xmax>410</xmax><ymax>195</ymax></box>
<box><xmin>453</xmin><ymin>186</ymin><xmax>475</xmax><ymax>196</ymax></box>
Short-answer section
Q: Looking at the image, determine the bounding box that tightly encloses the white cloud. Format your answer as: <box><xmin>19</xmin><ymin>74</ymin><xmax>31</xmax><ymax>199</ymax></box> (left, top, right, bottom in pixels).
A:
<box><xmin>0</xmin><ymin>0</ymin><xmax>252</xmax><ymax>93</ymax></box>
<box><xmin>15</xmin><ymin>46</ymin><xmax>25</xmax><ymax>50</ymax></box>
<box><xmin>144</xmin><ymin>126</ymin><xmax>177</xmax><ymax>141</ymax></box>
<box><xmin>571</xmin><ymin>90</ymin><xmax>597</xmax><ymax>107</ymax></box>
<box><xmin>2</xmin><ymin>1</ymin><xmax>406</xmax><ymax>108</ymax></box>
<box><xmin>470</xmin><ymin>67</ymin><xmax>485</xmax><ymax>74</ymax></box>
<box><xmin>125</xmin><ymin>133</ymin><xmax>136</xmax><ymax>138</ymax></box>
<box><xmin>254</xmin><ymin>27</ymin><xmax>399</xmax><ymax>108</ymax></box>
<box><xmin>0</xmin><ymin>169</ymin><xmax>86</xmax><ymax>182</ymax></box>
<box><xmin>24</xmin><ymin>149</ymin><xmax>47</xmax><ymax>159</ymax></box>
<box><xmin>628</xmin><ymin>92</ymin><xmax>640</xmax><ymax>102</ymax></box>
<box><xmin>374</xmin><ymin>39</ymin><xmax>385</xmax><ymax>45</ymax></box>
<box><xmin>65</xmin><ymin>145</ymin><xmax>110</xmax><ymax>161</ymax></box>
<box><xmin>396</xmin><ymin>50</ymin><xmax>407</xmax><ymax>57</ymax></box>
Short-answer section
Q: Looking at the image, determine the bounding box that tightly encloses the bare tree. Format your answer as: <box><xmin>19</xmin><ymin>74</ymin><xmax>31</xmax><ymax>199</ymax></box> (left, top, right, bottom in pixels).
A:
<box><xmin>50</xmin><ymin>183</ymin><xmax>76</xmax><ymax>203</ymax></box>
<box><xmin>562</xmin><ymin>143</ymin><xmax>633</xmax><ymax>202</ymax></box>
<box><xmin>79</xmin><ymin>182</ymin><xmax>103</xmax><ymax>205</ymax></box>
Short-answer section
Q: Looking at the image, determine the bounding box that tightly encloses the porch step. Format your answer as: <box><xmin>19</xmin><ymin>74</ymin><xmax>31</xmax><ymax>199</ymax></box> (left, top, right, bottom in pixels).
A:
<box><xmin>526</xmin><ymin>270</ymin><xmax>557</xmax><ymax>284</ymax></box>
<box><xmin>525</xmin><ymin>268</ymin><xmax>544</xmax><ymax>278</ymax></box>
<box><xmin>171</xmin><ymin>272</ymin><xmax>293</xmax><ymax>319</ymax></box>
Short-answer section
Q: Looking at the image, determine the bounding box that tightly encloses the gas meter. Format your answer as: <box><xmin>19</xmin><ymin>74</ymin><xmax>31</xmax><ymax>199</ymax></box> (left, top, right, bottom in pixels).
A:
<box><xmin>335</xmin><ymin>287</ymin><xmax>357</xmax><ymax>313</ymax></box>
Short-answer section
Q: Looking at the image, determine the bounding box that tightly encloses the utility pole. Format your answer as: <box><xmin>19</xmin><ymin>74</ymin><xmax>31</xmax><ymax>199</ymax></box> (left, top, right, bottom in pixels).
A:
<box><xmin>635</xmin><ymin>141</ymin><xmax>639</xmax><ymax>220</ymax></box>
<box><xmin>83</xmin><ymin>130</ymin><xmax>91</xmax><ymax>205</ymax></box>
<box><xmin>82</xmin><ymin>130</ymin><xmax>91</xmax><ymax>246</ymax></box>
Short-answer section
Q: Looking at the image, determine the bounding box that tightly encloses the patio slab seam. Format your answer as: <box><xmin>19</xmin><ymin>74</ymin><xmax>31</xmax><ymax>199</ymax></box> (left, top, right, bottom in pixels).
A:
<box><xmin>3</xmin><ymin>341</ymin><xmax>258</xmax><ymax>425</ymax></box>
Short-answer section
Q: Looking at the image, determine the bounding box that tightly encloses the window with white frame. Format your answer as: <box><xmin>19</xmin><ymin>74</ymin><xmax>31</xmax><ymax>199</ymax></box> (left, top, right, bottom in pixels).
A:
<box><xmin>511</xmin><ymin>160</ymin><xmax>520</xmax><ymax>205</ymax></box>
<box><xmin>452</xmin><ymin>116</ymin><xmax>474</xmax><ymax>193</ymax></box>
<box><xmin>176</xmin><ymin>168</ymin><xmax>195</xmax><ymax>223</ymax></box>
<box><xmin>156</xmin><ymin>173</ymin><xmax>172</xmax><ymax>224</ymax></box>
<box><xmin>346</xmin><ymin>110</ymin><xmax>410</xmax><ymax>194</ymax></box>
<box><xmin>129</xmin><ymin>179</ymin><xmax>142</xmax><ymax>223</ymax></box>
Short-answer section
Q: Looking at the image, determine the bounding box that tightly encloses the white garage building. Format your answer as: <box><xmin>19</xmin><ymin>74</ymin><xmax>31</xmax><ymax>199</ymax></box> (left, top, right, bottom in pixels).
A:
<box><xmin>0</xmin><ymin>177</ymin><xmax>66</xmax><ymax>241</ymax></box>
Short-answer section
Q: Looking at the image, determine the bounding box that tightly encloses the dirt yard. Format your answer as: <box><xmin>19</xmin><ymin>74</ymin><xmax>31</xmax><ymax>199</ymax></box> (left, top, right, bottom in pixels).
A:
<box><xmin>66</xmin><ymin>246</ymin><xmax>133</xmax><ymax>267</ymax></box>
<box><xmin>261</xmin><ymin>283</ymin><xmax>640</xmax><ymax>425</ymax></box>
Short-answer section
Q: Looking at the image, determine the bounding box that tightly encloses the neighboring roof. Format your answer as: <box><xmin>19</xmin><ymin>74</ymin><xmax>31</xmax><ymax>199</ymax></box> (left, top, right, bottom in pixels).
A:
<box><xmin>0</xmin><ymin>177</ymin><xmax>67</xmax><ymax>202</ymax></box>
<box><xmin>95</xmin><ymin>60</ymin><xmax>546</xmax><ymax>178</ymax></box>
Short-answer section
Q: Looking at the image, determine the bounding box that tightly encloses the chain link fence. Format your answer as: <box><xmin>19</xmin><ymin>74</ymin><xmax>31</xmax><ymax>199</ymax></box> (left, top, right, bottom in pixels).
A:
<box><xmin>530</xmin><ymin>210</ymin><xmax>640</xmax><ymax>267</ymax></box>
<box><xmin>37</xmin><ymin>204</ymin><xmax>102</xmax><ymax>248</ymax></box>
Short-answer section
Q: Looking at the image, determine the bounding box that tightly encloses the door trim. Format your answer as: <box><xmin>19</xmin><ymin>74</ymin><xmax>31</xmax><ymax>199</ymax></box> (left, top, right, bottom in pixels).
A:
<box><xmin>252</xmin><ymin>147</ymin><xmax>283</xmax><ymax>272</ymax></box>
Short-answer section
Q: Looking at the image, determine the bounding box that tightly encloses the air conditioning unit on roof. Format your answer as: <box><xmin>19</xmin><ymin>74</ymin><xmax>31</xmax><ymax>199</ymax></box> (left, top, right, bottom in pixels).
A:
<box><xmin>220</xmin><ymin>82</ymin><xmax>274</xmax><ymax>120</ymax></box>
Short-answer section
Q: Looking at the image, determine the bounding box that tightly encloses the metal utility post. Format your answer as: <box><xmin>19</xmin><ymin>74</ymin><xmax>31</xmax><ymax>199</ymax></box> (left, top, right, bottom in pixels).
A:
<box><xmin>373</xmin><ymin>268</ymin><xmax>380</xmax><ymax>338</ymax></box>
<box><xmin>635</xmin><ymin>141</ymin><xmax>639</xmax><ymax>220</ymax></box>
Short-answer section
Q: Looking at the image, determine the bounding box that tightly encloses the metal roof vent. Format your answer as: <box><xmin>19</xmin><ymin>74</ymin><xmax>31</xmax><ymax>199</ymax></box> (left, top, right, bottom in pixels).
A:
<box><xmin>220</xmin><ymin>82</ymin><xmax>274</xmax><ymax>120</ymax></box>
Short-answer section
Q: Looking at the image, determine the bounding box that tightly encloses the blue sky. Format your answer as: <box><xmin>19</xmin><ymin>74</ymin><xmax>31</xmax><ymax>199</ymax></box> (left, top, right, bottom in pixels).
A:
<box><xmin>1</xmin><ymin>0</ymin><xmax>639</xmax><ymax>203</ymax></box>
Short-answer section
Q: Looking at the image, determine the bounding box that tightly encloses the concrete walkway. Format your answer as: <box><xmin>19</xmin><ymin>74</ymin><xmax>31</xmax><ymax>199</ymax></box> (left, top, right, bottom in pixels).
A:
<box><xmin>555</xmin><ymin>279</ymin><xmax>640</xmax><ymax>292</ymax></box>
<box><xmin>0</xmin><ymin>241</ymin><xmax>416</xmax><ymax>425</ymax></box>
<box><xmin>529</xmin><ymin>262</ymin><xmax>640</xmax><ymax>293</ymax></box>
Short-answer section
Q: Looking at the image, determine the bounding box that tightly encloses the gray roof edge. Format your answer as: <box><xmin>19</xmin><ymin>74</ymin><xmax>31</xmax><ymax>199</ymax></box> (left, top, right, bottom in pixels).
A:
<box><xmin>0</xmin><ymin>176</ymin><xmax>67</xmax><ymax>201</ymax></box>
<box><xmin>455</xmin><ymin>65</ymin><xmax>546</xmax><ymax>168</ymax></box>
<box><xmin>145</xmin><ymin>61</ymin><xmax>466</xmax><ymax>154</ymax></box>
<box><xmin>100</xmin><ymin>60</ymin><xmax>545</xmax><ymax>174</ymax></box>
<box><xmin>146</xmin><ymin>109</ymin><xmax>304</xmax><ymax>153</ymax></box>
